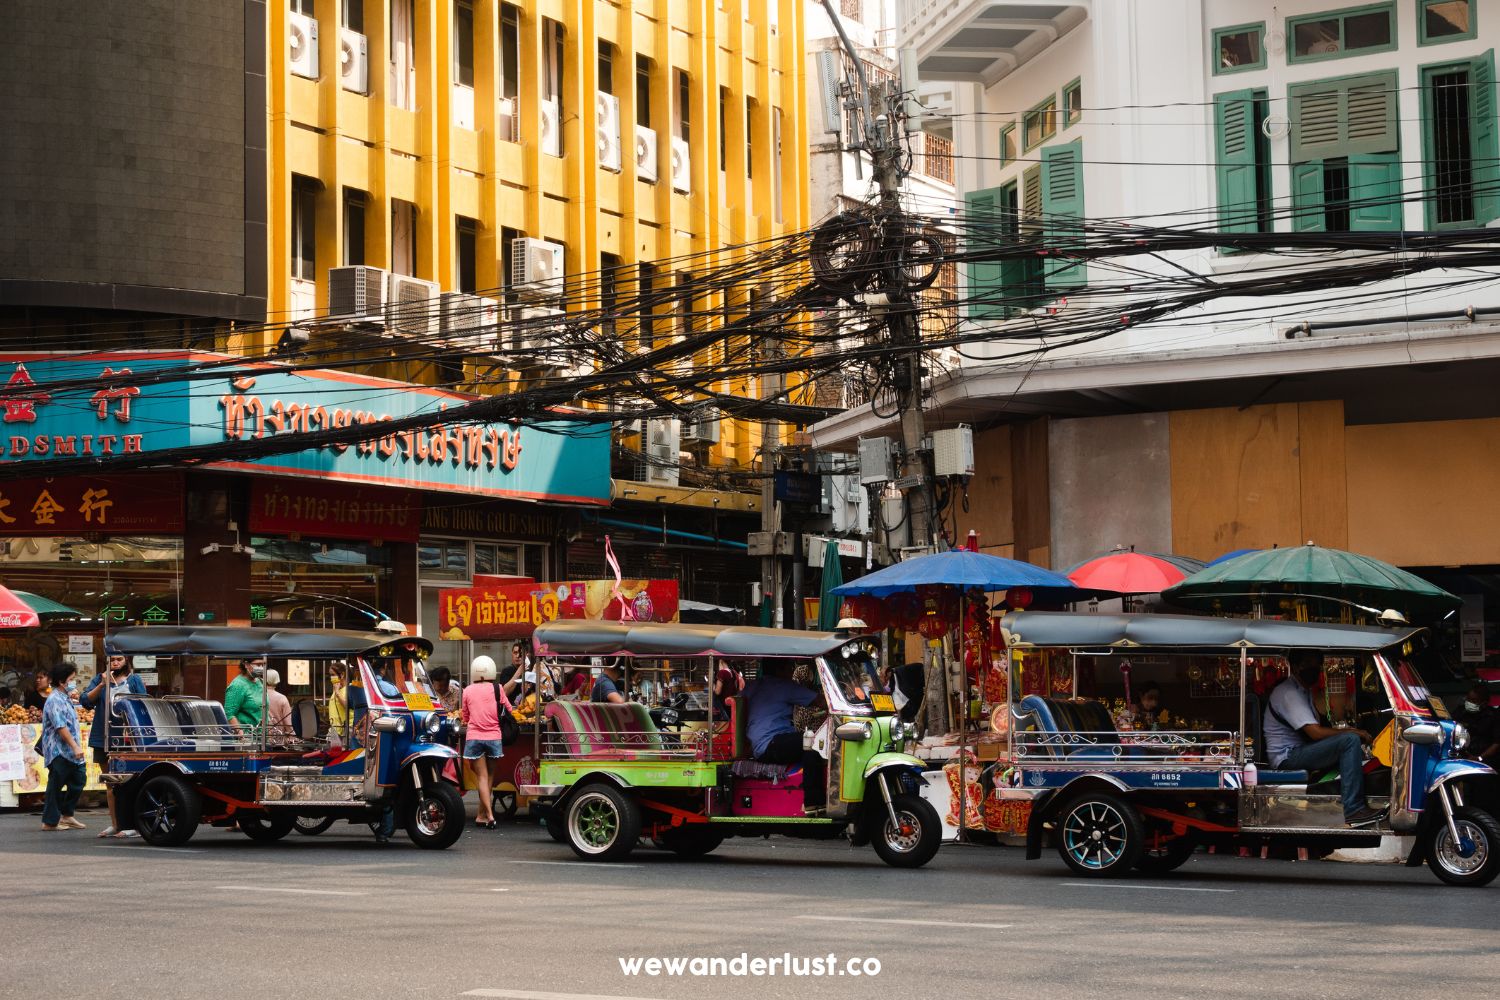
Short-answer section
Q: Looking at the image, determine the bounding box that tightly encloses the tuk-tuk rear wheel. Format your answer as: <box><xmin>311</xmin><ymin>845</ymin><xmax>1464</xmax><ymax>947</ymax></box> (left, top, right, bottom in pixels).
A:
<box><xmin>1056</xmin><ymin>793</ymin><xmax>1144</xmax><ymax>877</ymax></box>
<box><xmin>1135</xmin><ymin>833</ymin><xmax>1197</xmax><ymax>874</ymax></box>
<box><xmin>565</xmin><ymin>784</ymin><xmax>641</xmax><ymax>861</ymax></box>
<box><xmin>237</xmin><ymin>811</ymin><xmax>297</xmax><ymax>842</ymax></box>
<box><xmin>1426</xmin><ymin>805</ymin><xmax>1500</xmax><ymax>887</ymax></box>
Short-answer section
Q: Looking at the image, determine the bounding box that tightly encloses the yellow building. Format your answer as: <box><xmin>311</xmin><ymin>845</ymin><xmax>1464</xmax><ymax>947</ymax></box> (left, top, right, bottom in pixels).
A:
<box><xmin>261</xmin><ymin>0</ymin><xmax>809</xmax><ymax>480</ymax></box>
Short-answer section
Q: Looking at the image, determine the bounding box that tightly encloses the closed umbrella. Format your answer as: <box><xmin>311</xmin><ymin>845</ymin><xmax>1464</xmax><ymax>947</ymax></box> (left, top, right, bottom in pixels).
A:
<box><xmin>1162</xmin><ymin>543</ymin><xmax>1461</xmax><ymax>622</ymax></box>
<box><xmin>0</xmin><ymin>584</ymin><xmax>42</xmax><ymax>629</ymax></box>
<box><xmin>817</xmin><ymin>539</ymin><xmax>844</xmax><ymax>630</ymax></box>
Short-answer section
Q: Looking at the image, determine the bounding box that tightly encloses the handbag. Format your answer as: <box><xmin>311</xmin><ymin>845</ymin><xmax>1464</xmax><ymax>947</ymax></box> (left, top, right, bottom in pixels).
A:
<box><xmin>493</xmin><ymin>681</ymin><xmax>520</xmax><ymax>745</ymax></box>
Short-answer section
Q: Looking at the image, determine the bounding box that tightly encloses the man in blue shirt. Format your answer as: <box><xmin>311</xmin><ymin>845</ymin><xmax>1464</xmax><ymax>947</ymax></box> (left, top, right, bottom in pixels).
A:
<box><xmin>81</xmin><ymin>655</ymin><xmax>147</xmax><ymax>838</ymax></box>
<box><xmin>741</xmin><ymin>659</ymin><xmax>824</xmax><ymax>810</ymax></box>
<box><xmin>1264</xmin><ymin>651</ymin><xmax>1380</xmax><ymax>826</ymax></box>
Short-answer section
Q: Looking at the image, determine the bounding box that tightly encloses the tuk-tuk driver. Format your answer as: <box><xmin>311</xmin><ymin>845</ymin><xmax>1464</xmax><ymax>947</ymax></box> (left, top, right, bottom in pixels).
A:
<box><xmin>1265</xmin><ymin>651</ymin><xmax>1382</xmax><ymax>826</ymax></box>
<box><xmin>742</xmin><ymin>659</ymin><xmax>826</xmax><ymax>811</ymax></box>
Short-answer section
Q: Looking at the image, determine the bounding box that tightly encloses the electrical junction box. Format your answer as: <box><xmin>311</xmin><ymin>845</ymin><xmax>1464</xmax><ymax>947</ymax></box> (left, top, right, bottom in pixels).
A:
<box><xmin>858</xmin><ymin>436</ymin><xmax>897</xmax><ymax>485</ymax></box>
<box><xmin>931</xmin><ymin>425</ymin><xmax>975</xmax><ymax>478</ymax></box>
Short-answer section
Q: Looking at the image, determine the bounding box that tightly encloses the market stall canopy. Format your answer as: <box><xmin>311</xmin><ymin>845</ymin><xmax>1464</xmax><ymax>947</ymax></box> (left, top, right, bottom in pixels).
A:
<box><xmin>678</xmin><ymin>600</ymin><xmax>743</xmax><ymax>625</ymax></box>
<box><xmin>1064</xmin><ymin>550</ymin><xmax>1204</xmax><ymax>595</ymax></box>
<box><xmin>0</xmin><ymin>584</ymin><xmax>42</xmax><ymax>629</ymax></box>
<box><xmin>533</xmin><ymin>620</ymin><xmax>854</xmax><ymax>659</ymax></box>
<box><xmin>1000</xmin><ymin>611</ymin><xmax>1422</xmax><ymax>653</ymax></box>
<box><xmin>12</xmin><ymin>591</ymin><xmax>84</xmax><ymax>618</ymax></box>
<box><xmin>830</xmin><ymin>549</ymin><xmax>1081</xmax><ymax>600</ymax></box>
<box><xmin>1161</xmin><ymin>543</ymin><xmax>1462</xmax><ymax>622</ymax></box>
<box><xmin>104</xmin><ymin>626</ymin><xmax>433</xmax><ymax>659</ymax></box>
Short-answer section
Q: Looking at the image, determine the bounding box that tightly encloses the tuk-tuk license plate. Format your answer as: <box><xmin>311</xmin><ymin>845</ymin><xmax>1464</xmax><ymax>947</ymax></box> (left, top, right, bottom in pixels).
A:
<box><xmin>871</xmin><ymin>694</ymin><xmax>895</xmax><ymax>713</ymax></box>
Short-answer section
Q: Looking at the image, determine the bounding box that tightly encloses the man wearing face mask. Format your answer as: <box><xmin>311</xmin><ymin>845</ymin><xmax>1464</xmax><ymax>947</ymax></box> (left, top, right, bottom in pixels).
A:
<box><xmin>224</xmin><ymin>657</ymin><xmax>267</xmax><ymax>735</ymax></box>
<box><xmin>1264</xmin><ymin>651</ymin><xmax>1381</xmax><ymax>827</ymax></box>
<box><xmin>1456</xmin><ymin>682</ymin><xmax>1500</xmax><ymax>769</ymax></box>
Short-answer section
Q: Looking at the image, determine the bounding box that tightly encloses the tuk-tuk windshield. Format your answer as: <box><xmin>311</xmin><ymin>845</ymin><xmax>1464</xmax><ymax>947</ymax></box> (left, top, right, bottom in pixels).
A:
<box><xmin>819</xmin><ymin>643</ymin><xmax>888</xmax><ymax>715</ymax></box>
<box><xmin>1384</xmin><ymin>654</ymin><xmax>1444</xmax><ymax>719</ymax></box>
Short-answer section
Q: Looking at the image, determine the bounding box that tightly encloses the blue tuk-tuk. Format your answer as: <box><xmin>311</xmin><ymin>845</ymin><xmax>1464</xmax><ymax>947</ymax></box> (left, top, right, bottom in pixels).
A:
<box><xmin>996</xmin><ymin>612</ymin><xmax>1499</xmax><ymax>887</ymax></box>
<box><xmin>101</xmin><ymin>626</ymin><xmax>464</xmax><ymax>849</ymax></box>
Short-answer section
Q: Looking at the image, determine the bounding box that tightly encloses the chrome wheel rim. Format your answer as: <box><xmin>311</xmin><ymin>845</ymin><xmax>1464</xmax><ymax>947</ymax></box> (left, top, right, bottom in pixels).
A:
<box><xmin>882</xmin><ymin>809</ymin><xmax>923</xmax><ymax>854</ymax></box>
<box><xmin>572</xmin><ymin>794</ymin><xmax>620</xmax><ymax>853</ymax></box>
<box><xmin>414</xmin><ymin>796</ymin><xmax>447</xmax><ymax>837</ymax></box>
<box><xmin>1063</xmin><ymin>801</ymin><xmax>1127</xmax><ymax>870</ymax></box>
<box><xmin>1436</xmin><ymin>820</ymin><xmax>1488</xmax><ymax>876</ymax></box>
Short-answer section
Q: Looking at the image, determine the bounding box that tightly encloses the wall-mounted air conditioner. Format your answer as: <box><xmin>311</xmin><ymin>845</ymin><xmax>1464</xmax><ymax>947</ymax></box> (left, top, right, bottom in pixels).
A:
<box><xmin>498</xmin><ymin>96</ymin><xmax>519</xmax><ymax>142</ymax></box>
<box><xmin>339</xmin><ymin>28</ymin><xmax>367</xmax><ymax>94</ymax></box>
<box><xmin>540</xmin><ymin>97</ymin><xmax>561</xmax><ymax>157</ymax></box>
<box><xmin>645</xmin><ymin>417</ymin><xmax>681</xmax><ymax>486</ymax></box>
<box><xmin>289</xmin><ymin>277</ymin><xmax>318</xmax><ymax>323</ymax></box>
<box><xmin>386</xmin><ymin>274</ymin><xmax>440</xmax><ymax>337</ymax></box>
<box><xmin>510</xmin><ymin>237</ymin><xmax>564</xmax><ymax>299</ymax></box>
<box><xmin>439</xmin><ymin>291</ymin><xmax>487</xmax><ymax>342</ymax></box>
<box><xmin>328</xmin><ymin>265</ymin><xmax>389</xmax><ymax>323</ymax></box>
<box><xmin>453</xmin><ymin>83</ymin><xmax>476</xmax><ymax>130</ymax></box>
<box><xmin>596</xmin><ymin>92</ymin><xmax>623</xmax><ymax>173</ymax></box>
<box><xmin>670</xmin><ymin>136</ymin><xmax>691</xmax><ymax>194</ymax></box>
<box><xmin>682</xmin><ymin>407</ymin><xmax>721</xmax><ymax>445</ymax></box>
<box><xmin>635</xmin><ymin>125</ymin><xmax>658</xmax><ymax>183</ymax></box>
<box><xmin>509</xmin><ymin>304</ymin><xmax>563</xmax><ymax>354</ymax></box>
<box><xmin>289</xmin><ymin>11</ymin><xmax>319</xmax><ymax>80</ymax></box>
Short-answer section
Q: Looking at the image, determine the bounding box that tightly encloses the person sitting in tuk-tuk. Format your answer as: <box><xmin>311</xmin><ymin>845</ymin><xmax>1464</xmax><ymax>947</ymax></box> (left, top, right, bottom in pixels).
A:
<box><xmin>1265</xmin><ymin>651</ymin><xmax>1382</xmax><ymax>826</ymax></box>
<box><xmin>591</xmin><ymin>662</ymin><xmax>627</xmax><ymax>704</ymax></box>
<box><xmin>742</xmin><ymin>659</ymin><xmax>825</xmax><ymax>811</ymax></box>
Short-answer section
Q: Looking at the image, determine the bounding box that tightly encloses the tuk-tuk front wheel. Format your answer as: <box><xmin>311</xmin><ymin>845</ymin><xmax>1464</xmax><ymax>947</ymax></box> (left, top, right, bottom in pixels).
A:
<box><xmin>404</xmin><ymin>782</ymin><xmax>465</xmax><ymax>850</ymax></box>
<box><xmin>565</xmin><ymin>784</ymin><xmax>641</xmax><ymax>861</ymax></box>
<box><xmin>871</xmin><ymin>793</ymin><xmax>942</xmax><ymax>869</ymax></box>
<box><xmin>1057</xmin><ymin>793</ymin><xmax>1144</xmax><ymax>877</ymax></box>
<box><xmin>1426</xmin><ymin>805</ymin><xmax>1500</xmax><ymax>887</ymax></box>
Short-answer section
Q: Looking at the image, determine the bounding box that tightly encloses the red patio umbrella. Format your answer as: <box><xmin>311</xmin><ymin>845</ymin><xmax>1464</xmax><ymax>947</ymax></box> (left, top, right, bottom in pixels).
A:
<box><xmin>1066</xmin><ymin>550</ymin><xmax>1196</xmax><ymax>595</ymax></box>
<box><xmin>0</xmin><ymin>584</ymin><xmax>42</xmax><ymax>629</ymax></box>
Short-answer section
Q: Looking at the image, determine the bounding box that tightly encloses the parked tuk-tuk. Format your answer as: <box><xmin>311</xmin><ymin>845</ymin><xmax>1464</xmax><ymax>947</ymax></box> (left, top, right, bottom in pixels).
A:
<box><xmin>997</xmin><ymin>612</ymin><xmax>1499</xmax><ymax>886</ymax></box>
<box><xmin>101</xmin><ymin>626</ymin><xmax>464</xmax><ymax>849</ymax></box>
<box><xmin>518</xmin><ymin>620</ymin><xmax>941</xmax><ymax>868</ymax></box>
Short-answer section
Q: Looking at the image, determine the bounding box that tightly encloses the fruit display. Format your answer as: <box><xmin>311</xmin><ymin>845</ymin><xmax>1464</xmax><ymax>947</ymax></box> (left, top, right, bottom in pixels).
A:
<box><xmin>2</xmin><ymin>705</ymin><xmax>30</xmax><ymax>725</ymax></box>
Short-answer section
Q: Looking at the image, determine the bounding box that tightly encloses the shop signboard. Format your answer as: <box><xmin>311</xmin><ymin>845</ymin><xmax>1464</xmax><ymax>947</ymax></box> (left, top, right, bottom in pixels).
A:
<box><xmin>249</xmin><ymin>478</ymin><xmax>421</xmax><ymax>543</ymax></box>
<box><xmin>0</xmin><ymin>354</ymin><xmax>610</xmax><ymax>504</ymax></box>
<box><xmin>0</xmin><ymin>473</ymin><xmax>184</xmax><ymax>535</ymax></box>
<box><xmin>438</xmin><ymin>579</ymin><xmax>681</xmax><ymax>641</ymax></box>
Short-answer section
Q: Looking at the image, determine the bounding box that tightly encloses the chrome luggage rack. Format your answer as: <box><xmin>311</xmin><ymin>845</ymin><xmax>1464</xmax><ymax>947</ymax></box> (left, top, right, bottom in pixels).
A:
<box><xmin>1013</xmin><ymin>729</ymin><xmax>1239</xmax><ymax>765</ymax></box>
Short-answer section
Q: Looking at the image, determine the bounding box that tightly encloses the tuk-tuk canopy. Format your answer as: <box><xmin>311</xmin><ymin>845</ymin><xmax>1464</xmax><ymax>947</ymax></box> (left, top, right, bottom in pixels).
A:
<box><xmin>533</xmin><ymin>620</ymin><xmax>856</xmax><ymax>659</ymax></box>
<box><xmin>1000</xmin><ymin>611</ymin><xmax>1423</xmax><ymax>652</ymax></box>
<box><xmin>103</xmin><ymin>626</ymin><xmax>432</xmax><ymax>660</ymax></box>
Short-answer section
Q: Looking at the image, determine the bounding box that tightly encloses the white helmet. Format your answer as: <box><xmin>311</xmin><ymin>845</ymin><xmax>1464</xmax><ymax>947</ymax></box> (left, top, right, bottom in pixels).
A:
<box><xmin>471</xmin><ymin>655</ymin><xmax>497</xmax><ymax>682</ymax></box>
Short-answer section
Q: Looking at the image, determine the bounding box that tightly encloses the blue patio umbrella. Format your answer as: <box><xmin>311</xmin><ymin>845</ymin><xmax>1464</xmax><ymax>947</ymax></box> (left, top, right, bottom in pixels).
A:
<box><xmin>1208</xmin><ymin>548</ymin><xmax>1259</xmax><ymax>566</ymax></box>
<box><xmin>831</xmin><ymin>549</ymin><xmax>1083</xmax><ymax>602</ymax></box>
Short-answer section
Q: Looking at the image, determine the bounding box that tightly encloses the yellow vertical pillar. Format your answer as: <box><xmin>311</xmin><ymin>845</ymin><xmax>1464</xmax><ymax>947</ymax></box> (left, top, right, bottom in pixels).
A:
<box><xmin>475</xmin><ymin>0</ymin><xmax>501</xmax><ymax>293</ymax></box>
<box><xmin>265</xmin><ymin>0</ymin><xmax>290</xmax><ymax>349</ymax></box>
<box><xmin>315</xmin><ymin>0</ymin><xmax>344</xmax><ymax>310</ymax></box>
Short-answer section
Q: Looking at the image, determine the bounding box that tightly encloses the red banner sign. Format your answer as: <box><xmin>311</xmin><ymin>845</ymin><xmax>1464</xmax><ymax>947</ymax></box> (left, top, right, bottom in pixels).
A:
<box><xmin>0</xmin><ymin>473</ymin><xmax>183</xmax><ymax>535</ymax></box>
<box><xmin>438</xmin><ymin>579</ymin><xmax>680</xmax><ymax>641</ymax></box>
<box><xmin>249</xmin><ymin>478</ymin><xmax>421</xmax><ymax>542</ymax></box>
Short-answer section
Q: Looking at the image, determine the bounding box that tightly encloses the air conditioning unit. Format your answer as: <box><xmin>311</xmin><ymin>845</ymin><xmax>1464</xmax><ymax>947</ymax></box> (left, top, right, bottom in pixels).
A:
<box><xmin>540</xmin><ymin>97</ymin><xmax>561</xmax><ymax>157</ymax></box>
<box><xmin>509</xmin><ymin>304</ymin><xmax>563</xmax><ymax>354</ymax></box>
<box><xmin>595</xmin><ymin>92</ymin><xmax>623</xmax><ymax>172</ymax></box>
<box><xmin>289</xmin><ymin>11</ymin><xmax>319</xmax><ymax>80</ymax></box>
<box><xmin>635</xmin><ymin>125</ymin><xmax>659</xmax><ymax>183</ymax></box>
<box><xmin>439</xmin><ymin>291</ymin><xmax>486</xmax><ymax>342</ymax></box>
<box><xmin>386</xmin><ymin>274</ymin><xmax>440</xmax><ymax>337</ymax></box>
<box><xmin>453</xmin><ymin>84</ymin><xmax>476</xmax><ymax>130</ymax></box>
<box><xmin>645</xmin><ymin>417</ymin><xmax>681</xmax><ymax>486</ymax></box>
<box><xmin>510</xmin><ymin>237</ymin><xmax>565</xmax><ymax>299</ymax></box>
<box><xmin>288</xmin><ymin>277</ymin><xmax>318</xmax><ymax>323</ymax></box>
<box><xmin>682</xmin><ymin>407</ymin><xmax>721</xmax><ymax>445</ymax></box>
<box><xmin>339</xmin><ymin>28</ymin><xmax>367</xmax><ymax>94</ymax></box>
<box><xmin>497</xmin><ymin>96</ymin><xmax>519</xmax><ymax>142</ymax></box>
<box><xmin>328</xmin><ymin>265</ymin><xmax>389</xmax><ymax>321</ymax></box>
<box><xmin>670</xmin><ymin>136</ymin><xmax>691</xmax><ymax>194</ymax></box>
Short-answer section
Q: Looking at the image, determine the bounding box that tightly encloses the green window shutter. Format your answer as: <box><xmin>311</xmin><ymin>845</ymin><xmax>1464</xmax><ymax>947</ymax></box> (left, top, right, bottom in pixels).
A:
<box><xmin>965</xmin><ymin>187</ymin><xmax>1006</xmax><ymax>320</ymax></box>
<box><xmin>1291</xmin><ymin>162</ymin><xmax>1327</xmax><ymax>231</ymax></box>
<box><xmin>1214</xmin><ymin>89</ymin><xmax>1259</xmax><ymax>233</ymax></box>
<box><xmin>1349</xmin><ymin>152</ymin><xmax>1403</xmax><ymax>230</ymax></box>
<box><xmin>1290</xmin><ymin>70</ymin><xmax>1399</xmax><ymax>161</ymax></box>
<box><xmin>1291</xmin><ymin>83</ymin><xmax>1345</xmax><ymax>162</ymax></box>
<box><xmin>1471</xmin><ymin>50</ymin><xmax>1500</xmax><ymax>224</ymax></box>
<box><xmin>1041</xmin><ymin>140</ymin><xmax>1086</xmax><ymax>291</ymax></box>
<box><xmin>1344</xmin><ymin>75</ymin><xmax>1400</xmax><ymax>155</ymax></box>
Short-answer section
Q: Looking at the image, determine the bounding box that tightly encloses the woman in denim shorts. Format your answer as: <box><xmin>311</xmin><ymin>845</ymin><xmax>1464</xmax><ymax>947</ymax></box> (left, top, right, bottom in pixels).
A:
<box><xmin>461</xmin><ymin>655</ymin><xmax>511</xmax><ymax>829</ymax></box>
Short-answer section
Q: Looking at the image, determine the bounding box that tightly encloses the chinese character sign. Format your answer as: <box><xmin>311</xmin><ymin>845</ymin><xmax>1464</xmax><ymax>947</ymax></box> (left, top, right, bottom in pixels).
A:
<box><xmin>0</xmin><ymin>475</ymin><xmax>183</xmax><ymax>535</ymax></box>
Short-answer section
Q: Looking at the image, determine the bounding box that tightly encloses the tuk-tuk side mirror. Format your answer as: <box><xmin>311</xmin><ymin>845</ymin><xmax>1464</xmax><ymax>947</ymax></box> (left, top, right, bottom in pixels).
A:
<box><xmin>1401</xmin><ymin>723</ymin><xmax>1442</xmax><ymax>745</ymax></box>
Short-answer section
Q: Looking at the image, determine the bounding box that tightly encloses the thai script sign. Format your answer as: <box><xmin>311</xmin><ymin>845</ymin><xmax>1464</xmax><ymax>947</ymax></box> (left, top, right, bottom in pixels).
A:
<box><xmin>249</xmin><ymin>479</ymin><xmax>421</xmax><ymax>542</ymax></box>
<box><xmin>438</xmin><ymin>579</ymin><xmax>680</xmax><ymax>641</ymax></box>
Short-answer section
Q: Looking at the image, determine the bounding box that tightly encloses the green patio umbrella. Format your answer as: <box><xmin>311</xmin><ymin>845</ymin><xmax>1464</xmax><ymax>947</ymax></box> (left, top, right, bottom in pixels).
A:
<box><xmin>816</xmin><ymin>539</ymin><xmax>844</xmax><ymax>631</ymax></box>
<box><xmin>1161</xmin><ymin>543</ymin><xmax>1461</xmax><ymax>622</ymax></box>
<box><xmin>14</xmin><ymin>591</ymin><xmax>84</xmax><ymax>618</ymax></box>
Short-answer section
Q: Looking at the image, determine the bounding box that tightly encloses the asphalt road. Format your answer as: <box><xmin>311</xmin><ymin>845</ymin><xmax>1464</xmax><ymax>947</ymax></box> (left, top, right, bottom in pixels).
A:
<box><xmin>3</xmin><ymin>805</ymin><xmax>1498</xmax><ymax>1000</ymax></box>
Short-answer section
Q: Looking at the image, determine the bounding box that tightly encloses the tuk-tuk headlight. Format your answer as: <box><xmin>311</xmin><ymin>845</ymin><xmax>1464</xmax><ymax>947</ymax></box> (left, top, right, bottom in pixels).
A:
<box><xmin>1453</xmin><ymin>723</ymin><xmax>1471</xmax><ymax>753</ymax></box>
<box><xmin>424</xmin><ymin>712</ymin><xmax>444</xmax><ymax>738</ymax></box>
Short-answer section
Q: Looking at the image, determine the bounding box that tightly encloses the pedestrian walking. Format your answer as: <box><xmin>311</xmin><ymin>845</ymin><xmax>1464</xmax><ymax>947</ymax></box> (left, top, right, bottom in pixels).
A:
<box><xmin>80</xmin><ymin>654</ymin><xmax>145</xmax><ymax>838</ymax></box>
<box><xmin>40</xmin><ymin>663</ymin><xmax>87</xmax><ymax>832</ymax></box>
<box><xmin>461</xmin><ymin>655</ymin><xmax>511</xmax><ymax>829</ymax></box>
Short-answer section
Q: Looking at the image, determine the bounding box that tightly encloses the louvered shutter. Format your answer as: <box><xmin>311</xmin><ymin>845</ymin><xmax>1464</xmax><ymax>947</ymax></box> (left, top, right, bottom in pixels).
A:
<box><xmin>1349</xmin><ymin>153</ymin><xmax>1403</xmax><ymax>230</ymax></box>
<box><xmin>1471</xmin><ymin>50</ymin><xmax>1500</xmax><ymax>225</ymax></box>
<box><xmin>1290</xmin><ymin>71</ymin><xmax>1399</xmax><ymax>161</ymax></box>
<box><xmin>1215</xmin><ymin>89</ymin><xmax>1260</xmax><ymax>233</ymax></box>
<box><xmin>1291</xmin><ymin>162</ymin><xmax>1326</xmax><ymax>231</ymax></box>
<box><xmin>1041</xmin><ymin>140</ymin><xmax>1087</xmax><ymax>291</ymax></box>
<box><xmin>1344</xmin><ymin>74</ymin><xmax>1399</xmax><ymax>155</ymax></box>
<box><xmin>1291</xmin><ymin>83</ymin><xmax>1345</xmax><ymax>162</ymax></box>
<box><xmin>965</xmin><ymin>188</ymin><xmax>1007</xmax><ymax>320</ymax></box>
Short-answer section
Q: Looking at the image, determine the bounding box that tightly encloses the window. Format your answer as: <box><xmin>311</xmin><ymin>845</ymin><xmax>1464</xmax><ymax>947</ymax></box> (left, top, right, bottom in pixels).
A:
<box><xmin>1063</xmin><ymin>79</ymin><xmax>1083</xmax><ymax>127</ymax></box>
<box><xmin>1213</xmin><ymin>89</ymin><xmax>1274</xmax><ymax>234</ymax></box>
<box><xmin>1213</xmin><ymin>23</ymin><xmax>1266</xmax><ymax>74</ymax></box>
<box><xmin>1288</xmin><ymin>4</ymin><xmax>1396</xmax><ymax>63</ymax></box>
<box><xmin>600</xmin><ymin>252</ymin><xmax>620</xmax><ymax>337</ymax></box>
<box><xmin>966</xmin><ymin>143</ymin><xmax>1084</xmax><ymax>317</ymax></box>
<box><xmin>392</xmin><ymin>199</ymin><xmax>417</xmax><ymax>275</ymax></box>
<box><xmin>1421</xmin><ymin>52</ymin><xmax>1498</xmax><ymax>228</ymax></box>
<box><xmin>1000</xmin><ymin>123</ymin><xmax>1016</xmax><ymax>165</ymax></box>
<box><xmin>390</xmin><ymin>0</ymin><xmax>416</xmax><ymax>111</ymax></box>
<box><xmin>719</xmin><ymin>87</ymin><xmax>729</xmax><ymax>171</ymax></box>
<box><xmin>543</xmin><ymin>18</ymin><xmax>564</xmax><ymax>101</ymax></box>
<box><xmin>677</xmin><ymin>70</ymin><xmax>692</xmax><ymax>143</ymax></box>
<box><xmin>773</xmin><ymin>107</ymin><xmax>784</xmax><ymax>223</ymax></box>
<box><xmin>454</xmin><ymin>1</ymin><xmax>474</xmax><ymax>88</ymax></box>
<box><xmin>599</xmin><ymin>42</ymin><xmax>614</xmax><ymax>94</ymax></box>
<box><xmin>291</xmin><ymin>175</ymin><xmax>318</xmax><ymax>281</ymax></box>
<box><xmin>636</xmin><ymin>55</ymin><xmax>653</xmax><ymax>127</ymax></box>
<box><xmin>676</xmin><ymin>272</ymin><xmax>696</xmax><ymax>339</ymax></box>
<box><xmin>637</xmin><ymin>262</ymin><xmax>658</xmax><ymax>350</ymax></box>
<box><xmin>500</xmin><ymin>4</ymin><xmax>519</xmax><ymax>100</ymax></box>
<box><xmin>292</xmin><ymin>0</ymin><xmax>314</xmax><ymax>14</ymax></box>
<box><xmin>342</xmin><ymin>188</ymin><xmax>366</xmax><ymax>266</ymax></box>
<box><xmin>1039</xmin><ymin>141</ymin><xmax>1087</xmax><ymax>290</ymax></box>
<box><xmin>342</xmin><ymin>0</ymin><xmax>364</xmax><ymax>32</ymax></box>
<box><xmin>455</xmin><ymin>217</ymin><xmax>477</xmax><ymax>293</ymax></box>
<box><xmin>1420</xmin><ymin>0</ymin><xmax>1476</xmax><ymax>45</ymax></box>
<box><xmin>500</xmin><ymin>226</ymin><xmax>521</xmax><ymax>302</ymax></box>
<box><xmin>1289</xmin><ymin>70</ymin><xmax>1402</xmax><ymax>231</ymax></box>
<box><xmin>1023</xmin><ymin>96</ymin><xmax>1057</xmax><ymax>150</ymax></box>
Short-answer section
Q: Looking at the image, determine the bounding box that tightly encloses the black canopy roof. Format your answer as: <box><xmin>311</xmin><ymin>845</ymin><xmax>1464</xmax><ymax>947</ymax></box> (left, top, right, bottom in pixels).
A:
<box><xmin>104</xmin><ymin>626</ymin><xmax>432</xmax><ymax>659</ymax></box>
<box><xmin>1000</xmin><ymin>612</ymin><xmax>1422</xmax><ymax>652</ymax></box>
<box><xmin>532</xmin><ymin>621</ymin><xmax>855</xmax><ymax>659</ymax></box>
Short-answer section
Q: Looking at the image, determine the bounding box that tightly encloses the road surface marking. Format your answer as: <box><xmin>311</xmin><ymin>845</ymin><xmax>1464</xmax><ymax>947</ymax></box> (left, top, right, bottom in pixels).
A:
<box><xmin>798</xmin><ymin>915</ymin><xmax>1013</xmax><ymax>931</ymax></box>
<box><xmin>490</xmin><ymin>887</ymin><xmax>511</xmax><ymax>892</ymax></box>
<box><xmin>215</xmin><ymin>885</ymin><xmax>368</xmax><ymax>896</ymax></box>
<box><xmin>1062</xmin><ymin>882</ymin><xmax>1235</xmax><ymax>893</ymax></box>
<box><xmin>506</xmin><ymin>860</ymin><xmax>643</xmax><ymax>869</ymax></box>
<box><xmin>115</xmin><ymin>845</ymin><xmax>205</xmax><ymax>854</ymax></box>
<box><xmin>463</xmin><ymin>990</ymin><xmax>664</xmax><ymax>1000</ymax></box>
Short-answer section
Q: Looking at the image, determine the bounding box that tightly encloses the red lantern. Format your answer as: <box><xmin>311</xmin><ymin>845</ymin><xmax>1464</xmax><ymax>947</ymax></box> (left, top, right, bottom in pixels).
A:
<box><xmin>1008</xmin><ymin>587</ymin><xmax>1033</xmax><ymax>610</ymax></box>
<box><xmin>886</xmin><ymin>592</ymin><xmax>922</xmax><ymax>630</ymax></box>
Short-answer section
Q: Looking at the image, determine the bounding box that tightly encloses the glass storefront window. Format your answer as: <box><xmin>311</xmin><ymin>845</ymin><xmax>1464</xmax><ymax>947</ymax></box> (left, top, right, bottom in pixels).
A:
<box><xmin>251</xmin><ymin>537</ymin><xmax>394</xmax><ymax>630</ymax></box>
